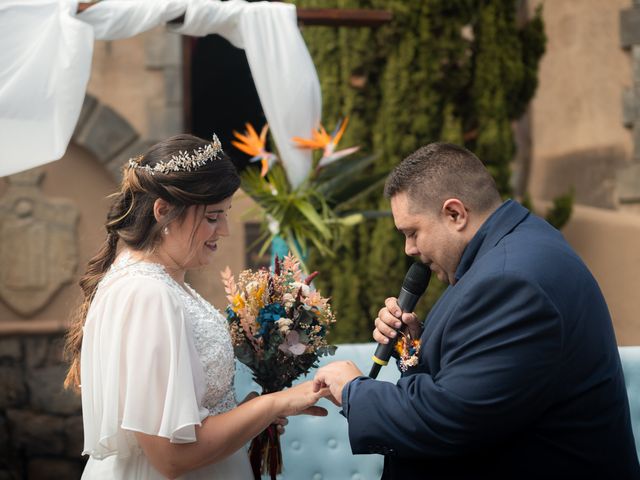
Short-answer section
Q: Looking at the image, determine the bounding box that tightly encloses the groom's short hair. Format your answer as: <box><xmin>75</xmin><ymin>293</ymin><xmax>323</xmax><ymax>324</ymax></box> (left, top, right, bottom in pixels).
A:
<box><xmin>384</xmin><ymin>142</ymin><xmax>501</xmax><ymax>214</ymax></box>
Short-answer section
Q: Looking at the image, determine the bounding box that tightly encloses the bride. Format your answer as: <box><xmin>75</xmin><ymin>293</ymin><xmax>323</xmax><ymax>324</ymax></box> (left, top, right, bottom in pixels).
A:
<box><xmin>64</xmin><ymin>134</ymin><xmax>328</xmax><ymax>479</ymax></box>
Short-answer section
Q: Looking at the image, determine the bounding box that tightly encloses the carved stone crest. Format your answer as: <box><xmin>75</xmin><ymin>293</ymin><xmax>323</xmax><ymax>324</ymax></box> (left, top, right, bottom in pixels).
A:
<box><xmin>0</xmin><ymin>169</ymin><xmax>79</xmax><ymax>316</ymax></box>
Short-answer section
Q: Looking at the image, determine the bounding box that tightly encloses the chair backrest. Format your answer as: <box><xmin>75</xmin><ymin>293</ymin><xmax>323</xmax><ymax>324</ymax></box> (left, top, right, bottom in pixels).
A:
<box><xmin>235</xmin><ymin>344</ymin><xmax>640</xmax><ymax>478</ymax></box>
<box><xmin>619</xmin><ymin>346</ymin><xmax>640</xmax><ymax>460</ymax></box>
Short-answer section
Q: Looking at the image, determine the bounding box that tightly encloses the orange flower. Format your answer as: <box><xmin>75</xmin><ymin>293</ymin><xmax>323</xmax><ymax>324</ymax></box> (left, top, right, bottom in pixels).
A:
<box><xmin>395</xmin><ymin>336</ymin><xmax>420</xmax><ymax>355</ymax></box>
<box><xmin>230</xmin><ymin>292</ymin><xmax>245</xmax><ymax>312</ymax></box>
<box><xmin>292</xmin><ymin>124</ymin><xmax>333</xmax><ymax>150</ymax></box>
<box><xmin>292</xmin><ymin>117</ymin><xmax>360</xmax><ymax>167</ymax></box>
<box><xmin>232</xmin><ymin>123</ymin><xmax>277</xmax><ymax>176</ymax></box>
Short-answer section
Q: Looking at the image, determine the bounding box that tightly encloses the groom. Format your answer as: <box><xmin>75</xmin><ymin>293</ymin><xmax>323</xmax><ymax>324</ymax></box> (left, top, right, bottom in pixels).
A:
<box><xmin>313</xmin><ymin>143</ymin><xmax>640</xmax><ymax>479</ymax></box>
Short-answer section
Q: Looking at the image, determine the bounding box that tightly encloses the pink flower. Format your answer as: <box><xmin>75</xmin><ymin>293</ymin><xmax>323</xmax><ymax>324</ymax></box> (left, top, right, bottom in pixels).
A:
<box><xmin>304</xmin><ymin>291</ymin><xmax>326</xmax><ymax>308</ymax></box>
<box><xmin>292</xmin><ymin>282</ymin><xmax>311</xmax><ymax>297</ymax></box>
<box><xmin>278</xmin><ymin>331</ymin><xmax>306</xmax><ymax>356</ymax></box>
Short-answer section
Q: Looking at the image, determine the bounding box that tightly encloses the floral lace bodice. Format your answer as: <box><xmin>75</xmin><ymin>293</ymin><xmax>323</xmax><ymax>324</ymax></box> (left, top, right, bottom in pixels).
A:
<box><xmin>102</xmin><ymin>251</ymin><xmax>237</xmax><ymax>416</ymax></box>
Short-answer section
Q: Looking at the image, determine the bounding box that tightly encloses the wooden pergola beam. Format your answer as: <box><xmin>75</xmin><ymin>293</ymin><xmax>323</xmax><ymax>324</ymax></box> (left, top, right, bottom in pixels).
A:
<box><xmin>293</xmin><ymin>8</ymin><xmax>392</xmax><ymax>27</ymax></box>
<box><xmin>76</xmin><ymin>3</ymin><xmax>392</xmax><ymax>28</ymax></box>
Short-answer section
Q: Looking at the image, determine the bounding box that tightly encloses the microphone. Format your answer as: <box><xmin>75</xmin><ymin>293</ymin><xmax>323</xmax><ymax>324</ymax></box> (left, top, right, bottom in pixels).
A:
<box><xmin>369</xmin><ymin>262</ymin><xmax>431</xmax><ymax>379</ymax></box>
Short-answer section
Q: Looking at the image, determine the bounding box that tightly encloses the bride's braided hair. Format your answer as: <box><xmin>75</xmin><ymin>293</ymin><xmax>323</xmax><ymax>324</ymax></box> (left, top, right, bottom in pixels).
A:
<box><xmin>63</xmin><ymin>134</ymin><xmax>240</xmax><ymax>390</ymax></box>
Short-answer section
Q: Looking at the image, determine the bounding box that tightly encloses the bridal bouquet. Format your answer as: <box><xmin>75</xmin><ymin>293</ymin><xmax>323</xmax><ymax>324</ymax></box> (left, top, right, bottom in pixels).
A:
<box><xmin>221</xmin><ymin>254</ymin><xmax>336</xmax><ymax>479</ymax></box>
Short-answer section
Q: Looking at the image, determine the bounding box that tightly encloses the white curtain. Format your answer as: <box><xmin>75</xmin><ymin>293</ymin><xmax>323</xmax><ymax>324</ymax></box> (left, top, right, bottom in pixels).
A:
<box><xmin>0</xmin><ymin>0</ymin><xmax>321</xmax><ymax>187</ymax></box>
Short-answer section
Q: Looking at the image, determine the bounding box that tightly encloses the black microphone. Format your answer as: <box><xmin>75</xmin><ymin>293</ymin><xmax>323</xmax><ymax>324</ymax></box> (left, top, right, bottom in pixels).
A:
<box><xmin>369</xmin><ymin>263</ymin><xmax>431</xmax><ymax>379</ymax></box>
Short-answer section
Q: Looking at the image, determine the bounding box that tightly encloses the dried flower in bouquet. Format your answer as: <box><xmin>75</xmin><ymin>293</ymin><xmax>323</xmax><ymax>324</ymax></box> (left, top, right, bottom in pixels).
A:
<box><xmin>221</xmin><ymin>254</ymin><xmax>336</xmax><ymax>479</ymax></box>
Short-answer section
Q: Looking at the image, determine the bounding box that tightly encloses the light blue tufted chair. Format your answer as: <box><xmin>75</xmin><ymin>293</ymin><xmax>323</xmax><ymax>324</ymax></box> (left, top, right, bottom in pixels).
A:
<box><xmin>235</xmin><ymin>344</ymin><xmax>640</xmax><ymax>480</ymax></box>
<box><xmin>620</xmin><ymin>346</ymin><xmax>640</xmax><ymax>459</ymax></box>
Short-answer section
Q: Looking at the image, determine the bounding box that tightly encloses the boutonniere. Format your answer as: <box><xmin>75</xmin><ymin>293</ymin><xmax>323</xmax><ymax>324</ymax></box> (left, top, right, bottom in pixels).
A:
<box><xmin>395</xmin><ymin>332</ymin><xmax>421</xmax><ymax>372</ymax></box>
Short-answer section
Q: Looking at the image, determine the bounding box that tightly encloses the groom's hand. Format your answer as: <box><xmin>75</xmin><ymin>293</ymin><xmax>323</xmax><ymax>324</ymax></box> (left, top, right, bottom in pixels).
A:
<box><xmin>374</xmin><ymin>297</ymin><xmax>422</xmax><ymax>344</ymax></box>
<box><xmin>313</xmin><ymin>361</ymin><xmax>362</xmax><ymax>406</ymax></box>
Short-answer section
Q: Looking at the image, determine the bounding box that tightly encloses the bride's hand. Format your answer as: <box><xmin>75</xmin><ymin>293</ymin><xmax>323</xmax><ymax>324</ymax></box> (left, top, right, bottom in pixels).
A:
<box><xmin>271</xmin><ymin>380</ymin><xmax>330</xmax><ymax>418</ymax></box>
<box><xmin>241</xmin><ymin>387</ymin><xmax>322</xmax><ymax>432</ymax></box>
<box><xmin>246</xmin><ymin>394</ymin><xmax>289</xmax><ymax>434</ymax></box>
<box><xmin>274</xmin><ymin>416</ymin><xmax>288</xmax><ymax>435</ymax></box>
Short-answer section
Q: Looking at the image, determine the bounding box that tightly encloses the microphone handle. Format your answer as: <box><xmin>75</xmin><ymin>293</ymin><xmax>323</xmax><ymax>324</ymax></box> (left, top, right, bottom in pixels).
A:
<box><xmin>369</xmin><ymin>362</ymin><xmax>383</xmax><ymax>379</ymax></box>
<box><xmin>369</xmin><ymin>288</ymin><xmax>419</xmax><ymax>379</ymax></box>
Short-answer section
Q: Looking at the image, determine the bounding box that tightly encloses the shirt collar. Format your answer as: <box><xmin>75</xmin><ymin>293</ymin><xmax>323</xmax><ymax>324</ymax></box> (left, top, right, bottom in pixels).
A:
<box><xmin>454</xmin><ymin>199</ymin><xmax>530</xmax><ymax>282</ymax></box>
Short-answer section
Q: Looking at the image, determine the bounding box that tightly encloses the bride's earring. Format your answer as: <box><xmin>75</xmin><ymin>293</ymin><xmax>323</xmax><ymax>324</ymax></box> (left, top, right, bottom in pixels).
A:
<box><xmin>163</xmin><ymin>226</ymin><xmax>169</xmax><ymax>236</ymax></box>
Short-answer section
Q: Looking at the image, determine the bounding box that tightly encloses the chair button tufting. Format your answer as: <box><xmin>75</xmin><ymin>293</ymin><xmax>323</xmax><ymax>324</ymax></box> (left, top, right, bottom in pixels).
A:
<box><xmin>327</xmin><ymin>438</ymin><xmax>337</xmax><ymax>449</ymax></box>
<box><xmin>312</xmin><ymin>474</ymin><xmax>322</xmax><ymax>480</ymax></box>
<box><xmin>290</xmin><ymin>440</ymin><xmax>301</xmax><ymax>451</ymax></box>
<box><xmin>351</xmin><ymin>474</ymin><xmax>363</xmax><ymax>480</ymax></box>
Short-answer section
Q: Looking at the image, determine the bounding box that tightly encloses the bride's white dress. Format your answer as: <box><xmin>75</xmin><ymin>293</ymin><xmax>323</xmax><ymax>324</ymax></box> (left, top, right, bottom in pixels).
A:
<box><xmin>80</xmin><ymin>251</ymin><xmax>253</xmax><ymax>479</ymax></box>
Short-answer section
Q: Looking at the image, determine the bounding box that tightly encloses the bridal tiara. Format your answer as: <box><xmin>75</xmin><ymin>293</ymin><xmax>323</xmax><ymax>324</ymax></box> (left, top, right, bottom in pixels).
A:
<box><xmin>128</xmin><ymin>134</ymin><xmax>223</xmax><ymax>175</ymax></box>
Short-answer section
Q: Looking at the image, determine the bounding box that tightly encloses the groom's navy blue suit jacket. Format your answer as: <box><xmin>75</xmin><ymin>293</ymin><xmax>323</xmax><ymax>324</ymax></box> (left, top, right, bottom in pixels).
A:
<box><xmin>342</xmin><ymin>200</ymin><xmax>639</xmax><ymax>479</ymax></box>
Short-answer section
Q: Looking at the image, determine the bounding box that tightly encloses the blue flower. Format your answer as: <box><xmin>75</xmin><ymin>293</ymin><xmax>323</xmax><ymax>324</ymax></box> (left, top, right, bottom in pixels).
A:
<box><xmin>256</xmin><ymin>303</ymin><xmax>287</xmax><ymax>337</ymax></box>
<box><xmin>226</xmin><ymin>306</ymin><xmax>238</xmax><ymax>321</ymax></box>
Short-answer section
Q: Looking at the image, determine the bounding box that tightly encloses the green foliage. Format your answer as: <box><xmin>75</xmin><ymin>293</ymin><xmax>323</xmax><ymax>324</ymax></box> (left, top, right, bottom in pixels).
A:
<box><xmin>293</xmin><ymin>0</ymin><xmax>549</xmax><ymax>343</ymax></box>
<box><xmin>315</xmin><ymin>154</ymin><xmax>389</xmax><ymax>212</ymax></box>
<box><xmin>241</xmin><ymin>153</ymin><xmax>387</xmax><ymax>265</ymax></box>
<box><xmin>242</xmin><ymin>164</ymin><xmax>336</xmax><ymax>260</ymax></box>
<box><xmin>545</xmin><ymin>189</ymin><xmax>574</xmax><ymax>229</ymax></box>
<box><xmin>518</xmin><ymin>6</ymin><xmax>547</xmax><ymax>119</ymax></box>
<box><xmin>521</xmin><ymin>189</ymin><xmax>575</xmax><ymax>230</ymax></box>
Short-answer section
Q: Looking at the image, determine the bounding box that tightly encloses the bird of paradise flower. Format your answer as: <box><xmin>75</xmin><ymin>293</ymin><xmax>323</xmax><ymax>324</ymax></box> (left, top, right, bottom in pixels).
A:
<box><xmin>292</xmin><ymin>117</ymin><xmax>360</xmax><ymax>168</ymax></box>
<box><xmin>231</xmin><ymin>123</ymin><xmax>278</xmax><ymax>177</ymax></box>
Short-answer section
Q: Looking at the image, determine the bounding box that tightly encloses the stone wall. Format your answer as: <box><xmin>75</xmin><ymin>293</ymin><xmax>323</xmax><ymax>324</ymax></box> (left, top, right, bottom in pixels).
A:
<box><xmin>0</xmin><ymin>335</ymin><xmax>84</xmax><ymax>480</ymax></box>
<box><xmin>618</xmin><ymin>0</ymin><xmax>640</xmax><ymax>208</ymax></box>
<box><xmin>537</xmin><ymin>201</ymin><xmax>640</xmax><ymax>345</ymax></box>
<box><xmin>86</xmin><ymin>27</ymin><xmax>183</xmax><ymax>141</ymax></box>
<box><xmin>526</xmin><ymin>0</ymin><xmax>633</xmax><ymax>209</ymax></box>
<box><xmin>521</xmin><ymin>0</ymin><xmax>640</xmax><ymax>346</ymax></box>
<box><xmin>522</xmin><ymin>0</ymin><xmax>640</xmax><ymax>214</ymax></box>
<box><xmin>0</xmin><ymin>142</ymin><xmax>113</xmax><ymax>479</ymax></box>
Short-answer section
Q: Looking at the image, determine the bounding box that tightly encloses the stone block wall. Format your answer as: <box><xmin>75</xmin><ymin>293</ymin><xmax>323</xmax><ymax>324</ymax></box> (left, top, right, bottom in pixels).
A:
<box><xmin>527</xmin><ymin>0</ymin><xmax>633</xmax><ymax>209</ymax></box>
<box><xmin>0</xmin><ymin>336</ymin><xmax>84</xmax><ymax>480</ymax></box>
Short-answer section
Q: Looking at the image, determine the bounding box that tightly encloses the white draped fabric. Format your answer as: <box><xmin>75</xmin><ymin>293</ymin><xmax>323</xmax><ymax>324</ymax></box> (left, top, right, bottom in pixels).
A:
<box><xmin>0</xmin><ymin>0</ymin><xmax>321</xmax><ymax>187</ymax></box>
<box><xmin>0</xmin><ymin>1</ymin><xmax>92</xmax><ymax>176</ymax></box>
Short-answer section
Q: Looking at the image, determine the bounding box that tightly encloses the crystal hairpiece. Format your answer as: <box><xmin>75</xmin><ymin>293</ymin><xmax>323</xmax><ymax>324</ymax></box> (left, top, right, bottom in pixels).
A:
<box><xmin>128</xmin><ymin>134</ymin><xmax>223</xmax><ymax>175</ymax></box>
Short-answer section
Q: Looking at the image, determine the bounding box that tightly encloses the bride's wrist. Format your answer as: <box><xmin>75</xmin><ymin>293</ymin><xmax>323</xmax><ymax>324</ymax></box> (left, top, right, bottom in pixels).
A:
<box><xmin>270</xmin><ymin>391</ymin><xmax>290</xmax><ymax>419</ymax></box>
<box><xmin>256</xmin><ymin>392</ymin><xmax>281</xmax><ymax>421</ymax></box>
